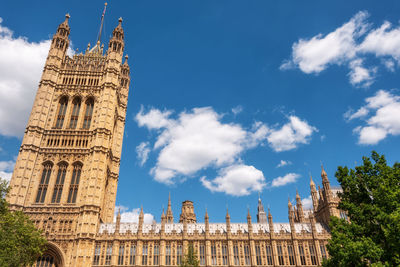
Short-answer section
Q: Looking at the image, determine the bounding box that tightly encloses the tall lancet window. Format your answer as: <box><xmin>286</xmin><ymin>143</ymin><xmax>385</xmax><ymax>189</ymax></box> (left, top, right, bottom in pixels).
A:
<box><xmin>55</xmin><ymin>97</ymin><xmax>68</xmax><ymax>129</ymax></box>
<box><xmin>35</xmin><ymin>162</ymin><xmax>53</xmax><ymax>203</ymax></box>
<box><xmin>51</xmin><ymin>162</ymin><xmax>67</xmax><ymax>203</ymax></box>
<box><xmin>69</xmin><ymin>97</ymin><xmax>81</xmax><ymax>129</ymax></box>
<box><xmin>67</xmin><ymin>163</ymin><xmax>82</xmax><ymax>203</ymax></box>
<box><xmin>82</xmin><ymin>98</ymin><xmax>94</xmax><ymax>129</ymax></box>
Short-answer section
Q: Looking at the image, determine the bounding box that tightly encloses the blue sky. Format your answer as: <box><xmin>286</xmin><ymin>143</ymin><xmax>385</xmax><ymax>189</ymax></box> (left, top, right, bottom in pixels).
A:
<box><xmin>0</xmin><ymin>0</ymin><xmax>399</xmax><ymax>223</ymax></box>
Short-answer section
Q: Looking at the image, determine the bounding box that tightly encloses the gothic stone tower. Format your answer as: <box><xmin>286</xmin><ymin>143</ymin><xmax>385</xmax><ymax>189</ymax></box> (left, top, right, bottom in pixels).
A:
<box><xmin>7</xmin><ymin>14</ymin><xmax>130</xmax><ymax>266</ymax></box>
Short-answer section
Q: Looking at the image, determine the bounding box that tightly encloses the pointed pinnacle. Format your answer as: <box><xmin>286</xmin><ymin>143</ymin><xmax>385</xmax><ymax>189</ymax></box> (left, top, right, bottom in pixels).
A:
<box><xmin>310</xmin><ymin>172</ymin><xmax>315</xmax><ymax>186</ymax></box>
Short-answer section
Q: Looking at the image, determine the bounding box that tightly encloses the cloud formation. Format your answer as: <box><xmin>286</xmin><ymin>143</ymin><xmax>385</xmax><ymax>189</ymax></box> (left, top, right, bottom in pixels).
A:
<box><xmin>301</xmin><ymin>195</ymin><xmax>313</xmax><ymax>209</ymax></box>
<box><xmin>136</xmin><ymin>142</ymin><xmax>151</xmax><ymax>166</ymax></box>
<box><xmin>136</xmin><ymin>107</ymin><xmax>314</xmax><ymax>195</ymax></box>
<box><xmin>0</xmin><ymin>18</ymin><xmax>51</xmax><ymax>137</ymax></box>
<box><xmin>114</xmin><ymin>205</ymin><xmax>154</xmax><ymax>223</ymax></box>
<box><xmin>267</xmin><ymin>116</ymin><xmax>317</xmax><ymax>152</ymax></box>
<box><xmin>136</xmin><ymin>107</ymin><xmax>262</xmax><ymax>184</ymax></box>
<box><xmin>281</xmin><ymin>11</ymin><xmax>400</xmax><ymax>87</ymax></box>
<box><xmin>0</xmin><ymin>160</ymin><xmax>15</xmax><ymax>182</ymax></box>
<box><xmin>200</xmin><ymin>164</ymin><xmax>266</xmax><ymax>196</ymax></box>
<box><xmin>345</xmin><ymin>90</ymin><xmax>400</xmax><ymax>144</ymax></box>
<box><xmin>276</xmin><ymin>160</ymin><xmax>292</xmax><ymax>168</ymax></box>
<box><xmin>271</xmin><ymin>173</ymin><xmax>300</xmax><ymax>187</ymax></box>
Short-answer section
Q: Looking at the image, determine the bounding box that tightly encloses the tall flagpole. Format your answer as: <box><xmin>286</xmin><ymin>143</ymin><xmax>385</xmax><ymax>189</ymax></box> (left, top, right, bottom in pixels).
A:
<box><xmin>97</xmin><ymin>2</ymin><xmax>107</xmax><ymax>44</ymax></box>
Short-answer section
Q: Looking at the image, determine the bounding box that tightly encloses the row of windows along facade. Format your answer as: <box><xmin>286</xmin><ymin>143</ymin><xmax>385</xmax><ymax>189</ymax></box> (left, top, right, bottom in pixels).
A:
<box><xmin>55</xmin><ymin>96</ymin><xmax>94</xmax><ymax>130</ymax></box>
<box><xmin>93</xmin><ymin>241</ymin><xmax>328</xmax><ymax>266</ymax></box>
<box><xmin>35</xmin><ymin>161</ymin><xmax>82</xmax><ymax>204</ymax></box>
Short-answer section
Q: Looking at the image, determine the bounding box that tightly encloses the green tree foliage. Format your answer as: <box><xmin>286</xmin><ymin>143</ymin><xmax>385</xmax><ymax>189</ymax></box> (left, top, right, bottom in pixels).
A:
<box><xmin>180</xmin><ymin>243</ymin><xmax>200</xmax><ymax>267</ymax></box>
<box><xmin>0</xmin><ymin>177</ymin><xmax>47</xmax><ymax>267</ymax></box>
<box><xmin>323</xmin><ymin>151</ymin><xmax>400</xmax><ymax>267</ymax></box>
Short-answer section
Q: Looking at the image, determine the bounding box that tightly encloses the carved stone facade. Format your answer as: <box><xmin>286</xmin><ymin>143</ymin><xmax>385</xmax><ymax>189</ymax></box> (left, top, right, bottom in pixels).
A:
<box><xmin>7</xmin><ymin>14</ymin><xmax>343</xmax><ymax>267</ymax></box>
<box><xmin>7</xmin><ymin>14</ymin><xmax>129</xmax><ymax>266</ymax></box>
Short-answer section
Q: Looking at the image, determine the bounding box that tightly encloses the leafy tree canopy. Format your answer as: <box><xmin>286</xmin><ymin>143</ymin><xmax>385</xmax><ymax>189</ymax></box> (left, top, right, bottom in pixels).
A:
<box><xmin>324</xmin><ymin>151</ymin><xmax>400</xmax><ymax>267</ymax></box>
<box><xmin>0</xmin><ymin>177</ymin><xmax>47</xmax><ymax>267</ymax></box>
<box><xmin>180</xmin><ymin>243</ymin><xmax>200</xmax><ymax>267</ymax></box>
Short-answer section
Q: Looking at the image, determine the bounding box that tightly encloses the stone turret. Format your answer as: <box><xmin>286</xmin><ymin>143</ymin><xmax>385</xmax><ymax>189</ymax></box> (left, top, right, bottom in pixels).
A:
<box><xmin>225</xmin><ymin>208</ymin><xmax>231</xmax><ymax>235</ymax></box>
<box><xmin>107</xmin><ymin>17</ymin><xmax>124</xmax><ymax>61</ymax></box>
<box><xmin>247</xmin><ymin>208</ymin><xmax>253</xmax><ymax>234</ymax></box>
<box><xmin>256</xmin><ymin>196</ymin><xmax>268</xmax><ymax>223</ymax></box>
<box><xmin>205</xmin><ymin>208</ymin><xmax>209</xmax><ymax>235</ymax></box>
<box><xmin>310</xmin><ymin>174</ymin><xmax>318</xmax><ymax>212</ymax></box>
<box><xmin>166</xmin><ymin>193</ymin><xmax>174</xmax><ymax>223</ymax></box>
<box><xmin>296</xmin><ymin>190</ymin><xmax>305</xmax><ymax>222</ymax></box>
<box><xmin>49</xmin><ymin>14</ymin><xmax>70</xmax><ymax>59</ymax></box>
<box><xmin>115</xmin><ymin>209</ymin><xmax>121</xmax><ymax>233</ymax></box>
<box><xmin>321</xmin><ymin>165</ymin><xmax>332</xmax><ymax>202</ymax></box>
<box><xmin>179</xmin><ymin>200</ymin><xmax>196</xmax><ymax>223</ymax></box>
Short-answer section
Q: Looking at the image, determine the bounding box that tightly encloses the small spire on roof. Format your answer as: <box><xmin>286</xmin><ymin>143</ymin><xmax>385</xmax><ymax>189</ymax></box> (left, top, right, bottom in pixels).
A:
<box><xmin>310</xmin><ymin>172</ymin><xmax>315</xmax><ymax>186</ymax></box>
<box><xmin>296</xmin><ymin>189</ymin><xmax>301</xmax><ymax>199</ymax></box>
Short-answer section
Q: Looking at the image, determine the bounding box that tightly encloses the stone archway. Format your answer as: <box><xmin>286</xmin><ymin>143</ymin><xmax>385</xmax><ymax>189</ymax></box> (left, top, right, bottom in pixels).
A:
<box><xmin>33</xmin><ymin>241</ymin><xmax>65</xmax><ymax>267</ymax></box>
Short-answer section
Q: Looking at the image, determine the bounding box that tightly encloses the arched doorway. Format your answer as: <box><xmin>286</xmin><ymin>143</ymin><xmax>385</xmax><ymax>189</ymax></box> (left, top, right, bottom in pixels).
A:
<box><xmin>33</xmin><ymin>242</ymin><xmax>65</xmax><ymax>267</ymax></box>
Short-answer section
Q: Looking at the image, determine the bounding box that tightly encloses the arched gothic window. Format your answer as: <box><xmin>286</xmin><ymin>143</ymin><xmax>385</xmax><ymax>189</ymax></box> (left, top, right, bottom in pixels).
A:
<box><xmin>69</xmin><ymin>97</ymin><xmax>81</xmax><ymax>129</ymax></box>
<box><xmin>34</xmin><ymin>255</ymin><xmax>55</xmax><ymax>267</ymax></box>
<box><xmin>82</xmin><ymin>98</ymin><xmax>94</xmax><ymax>129</ymax></box>
<box><xmin>51</xmin><ymin>162</ymin><xmax>68</xmax><ymax>203</ymax></box>
<box><xmin>35</xmin><ymin>162</ymin><xmax>53</xmax><ymax>203</ymax></box>
<box><xmin>67</xmin><ymin>163</ymin><xmax>82</xmax><ymax>203</ymax></box>
<box><xmin>55</xmin><ymin>96</ymin><xmax>68</xmax><ymax>129</ymax></box>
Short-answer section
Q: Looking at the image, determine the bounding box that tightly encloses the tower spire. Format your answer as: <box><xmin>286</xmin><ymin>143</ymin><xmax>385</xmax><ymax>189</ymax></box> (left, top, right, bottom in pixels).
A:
<box><xmin>166</xmin><ymin>192</ymin><xmax>174</xmax><ymax>223</ymax></box>
<box><xmin>257</xmin><ymin>194</ymin><xmax>268</xmax><ymax>223</ymax></box>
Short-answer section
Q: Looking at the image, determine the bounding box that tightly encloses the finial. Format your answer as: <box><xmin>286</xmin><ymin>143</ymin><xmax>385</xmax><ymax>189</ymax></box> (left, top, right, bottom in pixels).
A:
<box><xmin>119</xmin><ymin>17</ymin><xmax>123</xmax><ymax>24</ymax></box>
<box><xmin>65</xmin><ymin>13</ymin><xmax>70</xmax><ymax>20</ymax></box>
<box><xmin>309</xmin><ymin>172</ymin><xmax>315</xmax><ymax>185</ymax></box>
<box><xmin>321</xmin><ymin>163</ymin><xmax>328</xmax><ymax>180</ymax></box>
<box><xmin>125</xmin><ymin>55</ymin><xmax>129</xmax><ymax>60</ymax></box>
<box><xmin>296</xmin><ymin>189</ymin><xmax>301</xmax><ymax>199</ymax></box>
<box><xmin>288</xmin><ymin>197</ymin><xmax>292</xmax><ymax>206</ymax></box>
<box><xmin>205</xmin><ymin>207</ymin><xmax>209</xmax><ymax>219</ymax></box>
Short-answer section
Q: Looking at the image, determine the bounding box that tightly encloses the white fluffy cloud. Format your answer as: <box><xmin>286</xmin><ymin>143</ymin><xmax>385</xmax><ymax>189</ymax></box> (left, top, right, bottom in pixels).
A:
<box><xmin>276</xmin><ymin>160</ymin><xmax>292</xmax><ymax>168</ymax></box>
<box><xmin>136</xmin><ymin>107</ymin><xmax>315</xmax><ymax>195</ymax></box>
<box><xmin>0</xmin><ymin>160</ymin><xmax>15</xmax><ymax>182</ymax></box>
<box><xmin>301</xmin><ymin>195</ymin><xmax>313</xmax><ymax>210</ymax></box>
<box><xmin>271</xmin><ymin>173</ymin><xmax>300</xmax><ymax>187</ymax></box>
<box><xmin>348</xmin><ymin>59</ymin><xmax>376</xmax><ymax>87</ymax></box>
<box><xmin>280</xmin><ymin>11</ymin><xmax>367</xmax><ymax>74</ymax></box>
<box><xmin>136</xmin><ymin>142</ymin><xmax>151</xmax><ymax>166</ymax></box>
<box><xmin>136</xmin><ymin>106</ymin><xmax>173</xmax><ymax>130</ymax></box>
<box><xmin>232</xmin><ymin>105</ymin><xmax>243</xmax><ymax>115</ymax></box>
<box><xmin>0</xmin><ymin>18</ymin><xmax>51</xmax><ymax>137</ymax></box>
<box><xmin>115</xmin><ymin>205</ymin><xmax>154</xmax><ymax>223</ymax></box>
<box><xmin>281</xmin><ymin>11</ymin><xmax>400</xmax><ymax>87</ymax></box>
<box><xmin>200</xmin><ymin>164</ymin><xmax>266</xmax><ymax>196</ymax></box>
<box><xmin>136</xmin><ymin>107</ymin><xmax>265</xmax><ymax>184</ymax></box>
<box><xmin>266</xmin><ymin>116</ymin><xmax>317</xmax><ymax>152</ymax></box>
<box><xmin>345</xmin><ymin>90</ymin><xmax>400</xmax><ymax>144</ymax></box>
